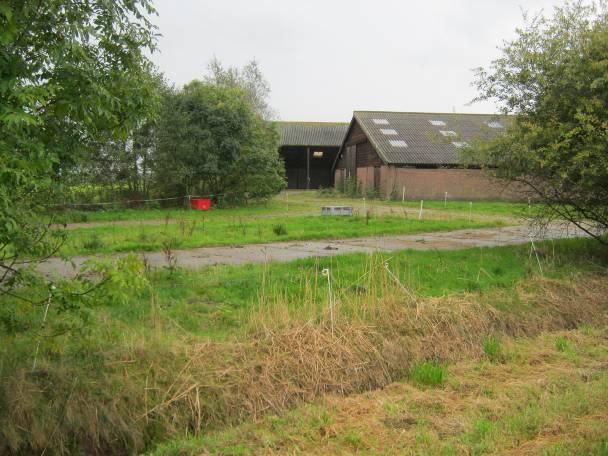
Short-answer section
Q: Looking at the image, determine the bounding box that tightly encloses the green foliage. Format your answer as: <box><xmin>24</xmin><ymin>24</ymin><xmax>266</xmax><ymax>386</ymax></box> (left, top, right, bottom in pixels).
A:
<box><xmin>483</xmin><ymin>336</ymin><xmax>503</xmax><ymax>362</ymax></box>
<box><xmin>0</xmin><ymin>0</ymin><xmax>158</xmax><ymax>326</ymax></box>
<box><xmin>472</xmin><ymin>2</ymin><xmax>608</xmax><ymax>241</ymax></box>
<box><xmin>409</xmin><ymin>361</ymin><xmax>447</xmax><ymax>387</ymax></box>
<box><xmin>61</xmin><ymin>216</ymin><xmax>502</xmax><ymax>256</ymax></box>
<box><xmin>272</xmin><ymin>223</ymin><xmax>288</xmax><ymax>236</ymax></box>
<box><xmin>154</xmin><ymin>81</ymin><xmax>285</xmax><ymax>203</ymax></box>
<box><xmin>337</xmin><ymin>175</ymin><xmax>360</xmax><ymax>197</ymax></box>
<box><xmin>555</xmin><ymin>335</ymin><xmax>571</xmax><ymax>352</ymax></box>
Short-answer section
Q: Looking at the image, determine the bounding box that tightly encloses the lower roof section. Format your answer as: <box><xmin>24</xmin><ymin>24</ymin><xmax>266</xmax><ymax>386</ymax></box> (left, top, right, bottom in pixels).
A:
<box><xmin>276</xmin><ymin>121</ymin><xmax>349</xmax><ymax>147</ymax></box>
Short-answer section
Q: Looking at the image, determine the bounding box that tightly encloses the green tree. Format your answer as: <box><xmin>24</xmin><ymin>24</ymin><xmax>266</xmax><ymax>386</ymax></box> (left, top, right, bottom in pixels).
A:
<box><xmin>155</xmin><ymin>81</ymin><xmax>285</xmax><ymax>202</ymax></box>
<box><xmin>472</xmin><ymin>1</ymin><xmax>608</xmax><ymax>242</ymax></box>
<box><xmin>62</xmin><ymin>72</ymin><xmax>167</xmax><ymax>203</ymax></box>
<box><xmin>0</xmin><ymin>1</ymin><xmax>158</xmax><ymax>291</ymax></box>
<box><xmin>205</xmin><ymin>57</ymin><xmax>275</xmax><ymax>120</ymax></box>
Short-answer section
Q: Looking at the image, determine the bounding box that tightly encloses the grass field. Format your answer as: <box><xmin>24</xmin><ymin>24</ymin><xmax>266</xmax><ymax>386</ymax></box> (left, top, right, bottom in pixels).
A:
<box><xmin>60</xmin><ymin>214</ymin><xmax>505</xmax><ymax>256</ymax></box>
<box><xmin>76</xmin><ymin>237</ymin><xmax>606</xmax><ymax>340</ymax></box>
<box><xmin>2</xmin><ymin>226</ymin><xmax>606</xmax><ymax>454</ymax></box>
<box><xmin>57</xmin><ymin>191</ymin><xmax>528</xmax><ymax>224</ymax></box>
<box><xmin>59</xmin><ymin>198</ymin><xmax>313</xmax><ymax>223</ymax></box>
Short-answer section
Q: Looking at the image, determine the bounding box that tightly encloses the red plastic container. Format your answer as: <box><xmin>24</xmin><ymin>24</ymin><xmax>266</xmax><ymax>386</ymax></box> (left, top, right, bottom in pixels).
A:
<box><xmin>190</xmin><ymin>198</ymin><xmax>211</xmax><ymax>211</ymax></box>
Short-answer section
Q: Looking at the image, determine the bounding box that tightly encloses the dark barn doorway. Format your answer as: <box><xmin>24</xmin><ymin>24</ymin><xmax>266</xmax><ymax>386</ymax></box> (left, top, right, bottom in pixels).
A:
<box><xmin>276</xmin><ymin>121</ymin><xmax>349</xmax><ymax>190</ymax></box>
<box><xmin>280</xmin><ymin>146</ymin><xmax>339</xmax><ymax>189</ymax></box>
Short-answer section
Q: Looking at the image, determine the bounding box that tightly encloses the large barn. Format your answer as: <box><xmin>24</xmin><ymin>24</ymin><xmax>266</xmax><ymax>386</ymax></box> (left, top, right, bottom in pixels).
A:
<box><xmin>333</xmin><ymin>111</ymin><xmax>520</xmax><ymax>200</ymax></box>
<box><xmin>276</xmin><ymin>111</ymin><xmax>521</xmax><ymax>200</ymax></box>
<box><xmin>277</xmin><ymin>121</ymin><xmax>348</xmax><ymax>189</ymax></box>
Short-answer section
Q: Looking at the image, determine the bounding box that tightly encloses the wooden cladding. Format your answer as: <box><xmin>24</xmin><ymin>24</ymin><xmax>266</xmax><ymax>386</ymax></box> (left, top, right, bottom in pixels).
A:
<box><xmin>336</xmin><ymin>119</ymin><xmax>384</xmax><ymax>171</ymax></box>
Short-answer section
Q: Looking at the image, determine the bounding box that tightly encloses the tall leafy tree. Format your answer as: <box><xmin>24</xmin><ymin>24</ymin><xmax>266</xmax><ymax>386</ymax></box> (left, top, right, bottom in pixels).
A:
<box><xmin>205</xmin><ymin>57</ymin><xmax>276</xmax><ymax>120</ymax></box>
<box><xmin>472</xmin><ymin>1</ymin><xmax>608</xmax><ymax>242</ymax></box>
<box><xmin>155</xmin><ymin>81</ymin><xmax>284</xmax><ymax>201</ymax></box>
<box><xmin>0</xmin><ymin>1</ymin><xmax>159</xmax><ymax>290</ymax></box>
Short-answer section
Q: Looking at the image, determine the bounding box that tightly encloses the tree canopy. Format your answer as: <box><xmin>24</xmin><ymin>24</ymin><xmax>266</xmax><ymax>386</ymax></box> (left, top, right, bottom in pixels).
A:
<box><xmin>0</xmin><ymin>1</ymin><xmax>159</xmax><ymax>289</ymax></box>
<box><xmin>154</xmin><ymin>81</ymin><xmax>284</xmax><ymax>202</ymax></box>
<box><xmin>472</xmin><ymin>1</ymin><xmax>608</xmax><ymax>241</ymax></box>
<box><xmin>205</xmin><ymin>57</ymin><xmax>275</xmax><ymax>120</ymax></box>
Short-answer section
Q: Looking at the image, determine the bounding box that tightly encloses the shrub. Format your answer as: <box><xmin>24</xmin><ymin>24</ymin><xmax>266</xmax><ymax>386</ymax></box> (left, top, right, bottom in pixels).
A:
<box><xmin>272</xmin><ymin>224</ymin><xmax>287</xmax><ymax>236</ymax></box>
<box><xmin>409</xmin><ymin>361</ymin><xmax>447</xmax><ymax>387</ymax></box>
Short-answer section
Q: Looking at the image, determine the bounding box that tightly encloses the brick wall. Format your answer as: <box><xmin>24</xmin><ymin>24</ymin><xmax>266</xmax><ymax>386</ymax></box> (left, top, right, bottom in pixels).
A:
<box><xmin>336</xmin><ymin>166</ymin><xmax>526</xmax><ymax>201</ymax></box>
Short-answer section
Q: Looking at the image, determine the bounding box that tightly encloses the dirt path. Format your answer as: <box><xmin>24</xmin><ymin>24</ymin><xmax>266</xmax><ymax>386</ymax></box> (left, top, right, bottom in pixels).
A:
<box><xmin>38</xmin><ymin>223</ymin><xmax>586</xmax><ymax>277</ymax></box>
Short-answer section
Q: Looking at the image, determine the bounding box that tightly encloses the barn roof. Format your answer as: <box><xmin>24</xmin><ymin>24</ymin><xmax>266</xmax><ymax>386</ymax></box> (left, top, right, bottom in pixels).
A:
<box><xmin>347</xmin><ymin>111</ymin><xmax>509</xmax><ymax>166</ymax></box>
<box><xmin>276</xmin><ymin>121</ymin><xmax>349</xmax><ymax>147</ymax></box>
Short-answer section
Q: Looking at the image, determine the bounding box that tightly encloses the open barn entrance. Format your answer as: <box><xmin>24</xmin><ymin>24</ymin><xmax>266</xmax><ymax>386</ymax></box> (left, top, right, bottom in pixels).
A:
<box><xmin>280</xmin><ymin>146</ymin><xmax>339</xmax><ymax>189</ymax></box>
<box><xmin>276</xmin><ymin>121</ymin><xmax>349</xmax><ymax>190</ymax></box>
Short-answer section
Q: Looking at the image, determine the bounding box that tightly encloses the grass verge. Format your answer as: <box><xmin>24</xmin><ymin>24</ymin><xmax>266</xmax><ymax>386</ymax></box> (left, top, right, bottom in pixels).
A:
<box><xmin>1</xmin><ymin>239</ymin><xmax>607</xmax><ymax>454</ymax></box>
<box><xmin>60</xmin><ymin>215</ymin><xmax>504</xmax><ymax>256</ymax></box>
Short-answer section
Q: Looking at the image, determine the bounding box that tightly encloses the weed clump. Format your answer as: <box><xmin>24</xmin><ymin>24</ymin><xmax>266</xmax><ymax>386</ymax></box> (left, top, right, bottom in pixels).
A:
<box><xmin>272</xmin><ymin>223</ymin><xmax>287</xmax><ymax>236</ymax></box>
<box><xmin>82</xmin><ymin>234</ymin><xmax>104</xmax><ymax>250</ymax></box>
<box><xmin>483</xmin><ymin>336</ymin><xmax>503</xmax><ymax>362</ymax></box>
<box><xmin>409</xmin><ymin>361</ymin><xmax>447</xmax><ymax>387</ymax></box>
<box><xmin>555</xmin><ymin>336</ymin><xmax>570</xmax><ymax>352</ymax></box>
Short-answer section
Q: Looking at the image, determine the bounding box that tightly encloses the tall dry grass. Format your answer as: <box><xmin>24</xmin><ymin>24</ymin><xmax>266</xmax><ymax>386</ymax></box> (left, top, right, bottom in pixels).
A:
<box><xmin>1</xmin><ymin>267</ymin><xmax>607</xmax><ymax>455</ymax></box>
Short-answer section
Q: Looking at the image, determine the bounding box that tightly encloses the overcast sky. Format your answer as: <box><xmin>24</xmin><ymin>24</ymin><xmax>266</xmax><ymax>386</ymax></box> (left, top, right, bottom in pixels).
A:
<box><xmin>150</xmin><ymin>0</ymin><xmax>561</xmax><ymax>121</ymax></box>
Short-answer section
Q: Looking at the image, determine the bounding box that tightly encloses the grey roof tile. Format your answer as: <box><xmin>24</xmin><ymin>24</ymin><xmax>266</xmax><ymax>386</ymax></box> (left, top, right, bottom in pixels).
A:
<box><xmin>353</xmin><ymin>111</ymin><xmax>509</xmax><ymax>165</ymax></box>
<box><xmin>276</xmin><ymin>121</ymin><xmax>349</xmax><ymax>147</ymax></box>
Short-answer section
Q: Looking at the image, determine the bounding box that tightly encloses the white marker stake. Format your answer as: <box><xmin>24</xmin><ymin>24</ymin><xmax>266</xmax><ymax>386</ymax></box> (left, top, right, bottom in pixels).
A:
<box><xmin>444</xmin><ymin>192</ymin><xmax>448</xmax><ymax>208</ymax></box>
<box><xmin>322</xmin><ymin>268</ymin><xmax>334</xmax><ymax>334</ymax></box>
<box><xmin>402</xmin><ymin>186</ymin><xmax>405</xmax><ymax>203</ymax></box>
<box><xmin>418</xmin><ymin>200</ymin><xmax>424</xmax><ymax>220</ymax></box>
<box><xmin>469</xmin><ymin>201</ymin><xmax>473</xmax><ymax>222</ymax></box>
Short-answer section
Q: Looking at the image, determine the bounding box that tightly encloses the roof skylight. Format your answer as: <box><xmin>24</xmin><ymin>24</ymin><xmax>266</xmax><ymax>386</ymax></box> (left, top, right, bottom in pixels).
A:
<box><xmin>372</xmin><ymin>118</ymin><xmax>389</xmax><ymax>125</ymax></box>
<box><xmin>380</xmin><ymin>128</ymin><xmax>398</xmax><ymax>135</ymax></box>
<box><xmin>429</xmin><ymin>120</ymin><xmax>446</xmax><ymax>126</ymax></box>
<box><xmin>439</xmin><ymin>130</ymin><xmax>457</xmax><ymax>137</ymax></box>
<box><xmin>389</xmin><ymin>140</ymin><xmax>408</xmax><ymax>148</ymax></box>
<box><xmin>486</xmin><ymin>121</ymin><xmax>503</xmax><ymax>128</ymax></box>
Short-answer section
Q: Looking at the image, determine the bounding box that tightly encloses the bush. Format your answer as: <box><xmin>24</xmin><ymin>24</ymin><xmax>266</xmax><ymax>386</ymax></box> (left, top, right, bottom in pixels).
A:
<box><xmin>409</xmin><ymin>361</ymin><xmax>447</xmax><ymax>387</ymax></box>
<box><xmin>272</xmin><ymin>224</ymin><xmax>287</xmax><ymax>236</ymax></box>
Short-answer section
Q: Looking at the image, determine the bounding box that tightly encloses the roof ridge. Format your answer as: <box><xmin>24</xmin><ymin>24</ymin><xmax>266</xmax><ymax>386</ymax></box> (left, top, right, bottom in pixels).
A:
<box><xmin>274</xmin><ymin>120</ymin><xmax>349</xmax><ymax>125</ymax></box>
<box><xmin>353</xmin><ymin>110</ymin><xmax>505</xmax><ymax>116</ymax></box>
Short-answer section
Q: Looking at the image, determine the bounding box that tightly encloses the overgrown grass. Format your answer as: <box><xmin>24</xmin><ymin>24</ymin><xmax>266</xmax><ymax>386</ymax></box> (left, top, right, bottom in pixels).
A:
<box><xmin>1</xmin><ymin>238</ymin><xmax>607</xmax><ymax>454</ymax></box>
<box><xmin>154</xmin><ymin>327</ymin><xmax>608</xmax><ymax>455</ymax></box>
<box><xmin>61</xmin><ymin>215</ymin><xmax>504</xmax><ymax>256</ymax></box>
<box><xmin>54</xmin><ymin>237</ymin><xmax>606</xmax><ymax>341</ymax></box>
<box><xmin>409</xmin><ymin>362</ymin><xmax>447</xmax><ymax>387</ymax></box>
<box><xmin>482</xmin><ymin>336</ymin><xmax>503</xmax><ymax>362</ymax></box>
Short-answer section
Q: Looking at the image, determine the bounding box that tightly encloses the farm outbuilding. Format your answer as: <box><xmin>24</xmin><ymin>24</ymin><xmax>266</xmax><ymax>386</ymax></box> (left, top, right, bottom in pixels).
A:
<box><xmin>332</xmin><ymin>111</ymin><xmax>521</xmax><ymax>201</ymax></box>
<box><xmin>276</xmin><ymin>121</ymin><xmax>348</xmax><ymax>189</ymax></box>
